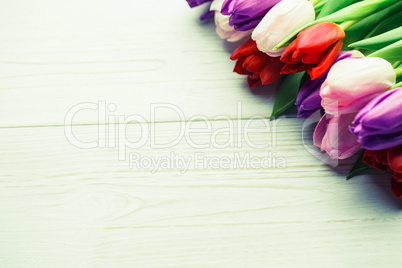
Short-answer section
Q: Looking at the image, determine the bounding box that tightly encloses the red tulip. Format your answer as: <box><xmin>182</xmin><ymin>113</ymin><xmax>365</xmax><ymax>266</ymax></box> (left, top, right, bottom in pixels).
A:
<box><xmin>231</xmin><ymin>38</ymin><xmax>285</xmax><ymax>88</ymax></box>
<box><xmin>280</xmin><ymin>22</ymin><xmax>345</xmax><ymax>80</ymax></box>
<box><xmin>364</xmin><ymin>145</ymin><xmax>402</xmax><ymax>198</ymax></box>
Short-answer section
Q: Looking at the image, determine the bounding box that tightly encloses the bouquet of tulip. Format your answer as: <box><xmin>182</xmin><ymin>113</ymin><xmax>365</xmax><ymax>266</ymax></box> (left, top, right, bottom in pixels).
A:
<box><xmin>186</xmin><ymin>0</ymin><xmax>402</xmax><ymax>197</ymax></box>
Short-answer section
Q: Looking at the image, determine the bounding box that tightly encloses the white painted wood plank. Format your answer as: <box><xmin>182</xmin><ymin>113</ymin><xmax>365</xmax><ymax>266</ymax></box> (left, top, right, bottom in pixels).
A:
<box><xmin>1</xmin><ymin>1</ymin><xmax>401</xmax><ymax>267</ymax></box>
<box><xmin>0</xmin><ymin>0</ymin><xmax>277</xmax><ymax>127</ymax></box>
<box><xmin>1</xmin><ymin>120</ymin><xmax>401</xmax><ymax>267</ymax></box>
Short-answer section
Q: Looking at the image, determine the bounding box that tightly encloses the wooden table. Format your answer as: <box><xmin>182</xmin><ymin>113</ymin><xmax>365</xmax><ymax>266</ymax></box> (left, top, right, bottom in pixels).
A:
<box><xmin>1</xmin><ymin>0</ymin><xmax>401</xmax><ymax>267</ymax></box>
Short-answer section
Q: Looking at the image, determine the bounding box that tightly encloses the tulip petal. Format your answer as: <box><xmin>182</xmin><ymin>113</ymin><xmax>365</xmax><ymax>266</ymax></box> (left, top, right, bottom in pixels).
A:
<box><xmin>260</xmin><ymin>56</ymin><xmax>285</xmax><ymax>84</ymax></box>
<box><xmin>320</xmin><ymin>57</ymin><xmax>396</xmax><ymax>115</ymax></box>
<box><xmin>252</xmin><ymin>0</ymin><xmax>315</xmax><ymax>57</ymax></box>
<box><xmin>233</xmin><ymin>57</ymin><xmax>246</xmax><ymax>75</ymax></box>
<box><xmin>301</xmin><ymin>50</ymin><xmax>326</xmax><ymax>65</ymax></box>
<box><xmin>324</xmin><ymin>113</ymin><xmax>360</xmax><ymax>159</ymax></box>
<box><xmin>247</xmin><ymin>76</ymin><xmax>262</xmax><ymax>88</ymax></box>
<box><xmin>281</xmin><ymin>62</ymin><xmax>315</xmax><ymax>74</ymax></box>
<box><xmin>388</xmin><ymin>146</ymin><xmax>402</xmax><ymax>173</ymax></box>
<box><xmin>363</xmin><ymin>149</ymin><xmax>389</xmax><ymax>170</ymax></box>
<box><xmin>280</xmin><ymin>39</ymin><xmax>298</xmax><ymax>64</ymax></box>
<box><xmin>308</xmin><ymin>39</ymin><xmax>343</xmax><ymax>80</ymax></box>
<box><xmin>243</xmin><ymin>52</ymin><xmax>269</xmax><ymax>73</ymax></box>
<box><xmin>313</xmin><ymin>114</ymin><xmax>329</xmax><ymax>149</ymax></box>
<box><xmin>222</xmin><ymin>0</ymin><xmax>282</xmax><ymax>31</ymax></box>
<box><xmin>314</xmin><ymin>113</ymin><xmax>360</xmax><ymax>159</ymax></box>
<box><xmin>296</xmin><ymin>22</ymin><xmax>345</xmax><ymax>53</ymax></box>
<box><xmin>230</xmin><ymin>38</ymin><xmax>259</xmax><ymax>60</ymax></box>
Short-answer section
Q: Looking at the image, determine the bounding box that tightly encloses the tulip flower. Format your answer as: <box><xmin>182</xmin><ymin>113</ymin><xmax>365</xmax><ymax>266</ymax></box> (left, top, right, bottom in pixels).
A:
<box><xmin>296</xmin><ymin>78</ymin><xmax>323</xmax><ymax>118</ymax></box>
<box><xmin>364</xmin><ymin>146</ymin><xmax>402</xmax><ymax>198</ymax></box>
<box><xmin>211</xmin><ymin>0</ymin><xmax>252</xmax><ymax>42</ymax></box>
<box><xmin>221</xmin><ymin>0</ymin><xmax>282</xmax><ymax>31</ymax></box>
<box><xmin>313</xmin><ymin>113</ymin><xmax>360</xmax><ymax>159</ymax></box>
<box><xmin>252</xmin><ymin>0</ymin><xmax>315</xmax><ymax>57</ymax></box>
<box><xmin>350</xmin><ymin>87</ymin><xmax>402</xmax><ymax>151</ymax></box>
<box><xmin>214</xmin><ymin>13</ymin><xmax>253</xmax><ymax>41</ymax></box>
<box><xmin>320</xmin><ymin>57</ymin><xmax>396</xmax><ymax>115</ymax></box>
<box><xmin>231</xmin><ymin>38</ymin><xmax>285</xmax><ymax>87</ymax></box>
<box><xmin>296</xmin><ymin>51</ymin><xmax>363</xmax><ymax>118</ymax></box>
<box><xmin>280</xmin><ymin>22</ymin><xmax>345</xmax><ymax>80</ymax></box>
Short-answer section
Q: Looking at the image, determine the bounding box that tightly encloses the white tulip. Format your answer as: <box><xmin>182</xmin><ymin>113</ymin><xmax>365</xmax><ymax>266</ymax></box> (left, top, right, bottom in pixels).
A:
<box><xmin>252</xmin><ymin>0</ymin><xmax>315</xmax><ymax>57</ymax></box>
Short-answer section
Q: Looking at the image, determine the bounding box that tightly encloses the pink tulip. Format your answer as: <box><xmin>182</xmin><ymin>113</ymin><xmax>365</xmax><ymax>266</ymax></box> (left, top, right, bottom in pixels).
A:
<box><xmin>313</xmin><ymin>113</ymin><xmax>360</xmax><ymax>159</ymax></box>
<box><xmin>320</xmin><ymin>57</ymin><xmax>396</xmax><ymax>115</ymax></box>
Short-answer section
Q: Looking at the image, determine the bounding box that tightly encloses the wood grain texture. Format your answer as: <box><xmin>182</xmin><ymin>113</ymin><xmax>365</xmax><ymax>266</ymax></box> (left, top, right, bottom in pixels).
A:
<box><xmin>0</xmin><ymin>0</ymin><xmax>277</xmax><ymax>128</ymax></box>
<box><xmin>1</xmin><ymin>121</ymin><xmax>402</xmax><ymax>268</ymax></box>
<box><xmin>0</xmin><ymin>0</ymin><xmax>402</xmax><ymax>267</ymax></box>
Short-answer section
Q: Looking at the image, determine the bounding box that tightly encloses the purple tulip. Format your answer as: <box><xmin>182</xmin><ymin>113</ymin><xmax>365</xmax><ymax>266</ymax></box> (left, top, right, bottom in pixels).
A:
<box><xmin>296</xmin><ymin>73</ymin><xmax>326</xmax><ymax>118</ymax></box>
<box><xmin>221</xmin><ymin>0</ymin><xmax>282</xmax><ymax>31</ymax></box>
<box><xmin>187</xmin><ymin>0</ymin><xmax>212</xmax><ymax>8</ymax></box>
<box><xmin>350</xmin><ymin>87</ymin><xmax>402</xmax><ymax>151</ymax></box>
<box><xmin>296</xmin><ymin>51</ymin><xmax>363</xmax><ymax>118</ymax></box>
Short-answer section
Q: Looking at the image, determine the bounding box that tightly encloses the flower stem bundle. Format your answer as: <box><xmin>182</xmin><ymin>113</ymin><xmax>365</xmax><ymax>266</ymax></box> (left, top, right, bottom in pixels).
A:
<box><xmin>186</xmin><ymin>0</ymin><xmax>402</xmax><ymax>198</ymax></box>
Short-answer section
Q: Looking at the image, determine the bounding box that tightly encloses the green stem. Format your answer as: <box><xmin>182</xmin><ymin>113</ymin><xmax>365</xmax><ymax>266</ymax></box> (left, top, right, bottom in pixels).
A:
<box><xmin>339</xmin><ymin>20</ymin><xmax>359</xmax><ymax>31</ymax></box>
<box><xmin>364</xmin><ymin>10</ymin><xmax>402</xmax><ymax>39</ymax></box>
<box><xmin>314</xmin><ymin>0</ymin><xmax>328</xmax><ymax>13</ymax></box>
<box><xmin>274</xmin><ymin>0</ymin><xmax>400</xmax><ymax>50</ymax></box>
<box><xmin>393</xmin><ymin>61</ymin><xmax>402</xmax><ymax>68</ymax></box>
<box><xmin>394</xmin><ymin>66</ymin><xmax>402</xmax><ymax>78</ymax></box>
<box><xmin>390</xmin><ymin>81</ymin><xmax>402</xmax><ymax>89</ymax></box>
<box><xmin>309</xmin><ymin>0</ymin><xmax>323</xmax><ymax>7</ymax></box>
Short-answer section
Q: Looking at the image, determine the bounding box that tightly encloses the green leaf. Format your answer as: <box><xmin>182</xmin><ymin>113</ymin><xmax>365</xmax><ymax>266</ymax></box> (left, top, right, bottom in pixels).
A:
<box><xmin>349</xmin><ymin>26</ymin><xmax>402</xmax><ymax>50</ymax></box>
<box><xmin>394</xmin><ymin>66</ymin><xmax>402</xmax><ymax>79</ymax></box>
<box><xmin>346</xmin><ymin>151</ymin><xmax>372</xmax><ymax>180</ymax></box>
<box><xmin>366</xmin><ymin>11</ymin><xmax>402</xmax><ymax>38</ymax></box>
<box><xmin>270</xmin><ymin>72</ymin><xmax>305</xmax><ymax>120</ymax></box>
<box><xmin>317</xmin><ymin>0</ymin><xmax>360</xmax><ymax>19</ymax></box>
<box><xmin>390</xmin><ymin>81</ymin><xmax>402</xmax><ymax>89</ymax></box>
<box><xmin>367</xmin><ymin>39</ymin><xmax>402</xmax><ymax>61</ymax></box>
<box><xmin>342</xmin><ymin>1</ymin><xmax>402</xmax><ymax>49</ymax></box>
<box><xmin>275</xmin><ymin>0</ymin><xmax>400</xmax><ymax>50</ymax></box>
<box><xmin>317</xmin><ymin>0</ymin><xmax>399</xmax><ymax>23</ymax></box>
<box><xmin>299</xmin><ymin>71</ymin><xmax>310</xmax><ymax>89</ymax></box>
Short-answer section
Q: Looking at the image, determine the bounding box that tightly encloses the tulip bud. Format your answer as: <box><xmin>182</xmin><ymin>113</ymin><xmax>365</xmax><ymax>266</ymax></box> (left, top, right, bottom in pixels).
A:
<box><xmin>320</xmin><ymin>57</ymin><xmax>396</xmax><ymax>115</ymax></box>
<box><xmin>251</xmin><ymin>0</ymin><xmax>315</xmax><ymax>57</ymax></box>
<box><xmin>221</xmin><ymin>0</ymin><xmax>282</xmax><ymax>31</ymax></box>
<box><xmin>211</xmin><ymin>1</ymin><xmax>252</xmax><ymax>42</ymax></box>
<box><xmin>350</xmin><ymin>87</ymin><xmax>402</xmax><ymax>151</ymax></box>
<box><xmin>296</xmin><ymin>51</ymin><xmax>363</xmax><ymax>118</ymax></box>
<box><xmin>230</xmin><ymin>39</ymin><xmax>285</xmax><ymax>87</ymax></box>
<box><xmin>280</xmin><ymin>22</ymin><xmax>345</xmax><ymax>80</ymax></box>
